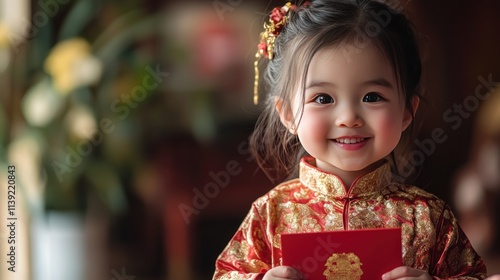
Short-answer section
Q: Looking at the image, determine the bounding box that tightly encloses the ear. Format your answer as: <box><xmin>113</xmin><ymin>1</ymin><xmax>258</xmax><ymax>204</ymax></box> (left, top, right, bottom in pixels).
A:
<box><xmin>402</xmin><ymin>96</ymin><xmax>420</xmax><ymax>131</ymax></box>
<box><xmin>275</xmin><ymin>97</ymin><xmax>297</xmax><ymax>134</ymax></box>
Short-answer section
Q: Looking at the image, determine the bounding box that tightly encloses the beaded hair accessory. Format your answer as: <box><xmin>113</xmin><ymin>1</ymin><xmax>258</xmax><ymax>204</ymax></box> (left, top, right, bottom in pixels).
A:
<box><xmin>253</xmin><ymin>2</ymin><xmax>295</xmax><ymax>105</ymax></box>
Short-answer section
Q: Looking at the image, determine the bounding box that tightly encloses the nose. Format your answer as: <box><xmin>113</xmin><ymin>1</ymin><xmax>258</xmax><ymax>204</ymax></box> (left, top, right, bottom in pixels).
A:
<box><xmin>334</xmin><ymin>103</ymin><xmax>363</xmax><ymax>128</ymax></box>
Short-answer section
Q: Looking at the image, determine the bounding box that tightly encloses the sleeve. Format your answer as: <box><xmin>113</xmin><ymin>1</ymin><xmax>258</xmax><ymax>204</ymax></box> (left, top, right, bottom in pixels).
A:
<box><xmin>212</xmin><ymin>202</ymin><xmax>273</xmax><ymax>280</ymax></box>
<box><xmin>430</xmin><ymin>204</ymin><xmax>487</xmax><ymax>279</ymax></box>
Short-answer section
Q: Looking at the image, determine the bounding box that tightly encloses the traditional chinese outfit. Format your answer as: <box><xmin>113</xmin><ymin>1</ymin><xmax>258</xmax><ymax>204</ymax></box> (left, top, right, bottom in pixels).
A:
<box><xmin>213</xmin><ymin>157</ymin><xmax>487</xmax><ymax>279</ymax></box>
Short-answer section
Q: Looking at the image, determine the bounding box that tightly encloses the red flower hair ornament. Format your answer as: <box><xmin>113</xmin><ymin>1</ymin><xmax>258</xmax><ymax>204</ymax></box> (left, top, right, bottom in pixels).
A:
<box><xmin>254</xmin><ymin>2</ymin><xmax>297</xmax><ymax>105</ymax></box>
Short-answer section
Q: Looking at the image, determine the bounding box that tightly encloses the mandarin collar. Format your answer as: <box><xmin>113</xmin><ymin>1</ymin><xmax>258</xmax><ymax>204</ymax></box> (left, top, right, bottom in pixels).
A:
<box><xmin>299</xmin><ymin>156</ymin><xmax>392</xmax><ymax>198</ymax></box>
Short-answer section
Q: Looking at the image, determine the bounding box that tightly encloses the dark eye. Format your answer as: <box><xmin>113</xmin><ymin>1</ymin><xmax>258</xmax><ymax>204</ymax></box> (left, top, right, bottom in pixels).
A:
<box><xmin>363</xmin><ymin>92</ymin><xmax>384</xmax><ymax>102</ymax></box>
<box><xmin>314</xmin><ymin>94</ymin><xmax>334</xmax><ymax>104</ymax></box>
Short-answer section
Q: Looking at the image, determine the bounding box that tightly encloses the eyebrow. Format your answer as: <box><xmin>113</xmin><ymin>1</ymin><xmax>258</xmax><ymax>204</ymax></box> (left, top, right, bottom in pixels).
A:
<box><xmin>305</xmin><ymin>78</ymin><xmax>394</xmax><ymax>90</ymax></box>
<box><xmin>363</xmin><ymin>78</ymin><xmax>394</xmax><ymax>89</ymax></box>
<box><xmin>305</xmin><ymin>81</ymin><xmax>335</xmax><ymax>89</ymax></box>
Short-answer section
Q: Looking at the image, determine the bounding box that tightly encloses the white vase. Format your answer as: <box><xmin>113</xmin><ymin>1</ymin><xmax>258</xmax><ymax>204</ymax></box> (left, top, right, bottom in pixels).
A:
<box><xmin>32</xmin><ymin>211</ymin><xmax>85</xmax><ymax>280</ymax></box>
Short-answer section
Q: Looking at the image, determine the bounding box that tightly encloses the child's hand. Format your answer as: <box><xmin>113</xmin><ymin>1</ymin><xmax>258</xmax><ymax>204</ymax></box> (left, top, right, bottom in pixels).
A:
<box><xmin>381</xmin><ymin>266</ymin><xmax>432</xmax><ymax>280</ymax></box>
<box><xmin>263</xmin><ymin>266</ymin><xmax>303</xmax><ymax>280</ymax></box>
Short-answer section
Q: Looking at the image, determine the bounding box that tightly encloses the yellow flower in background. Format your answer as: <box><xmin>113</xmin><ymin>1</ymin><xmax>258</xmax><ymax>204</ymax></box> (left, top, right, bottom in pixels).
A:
<box><xmin>0</xmin><ymin>23</ymin><xmax>9</xmax><ymax>46</ymax></box>
<box><xmin>44</xmin><ymin>37</ymin><xmax>103</xmax><ymax>94</ymax></box>
<box><xmin>0</xmin><ymin>23</ymin><xmax>11</xmax><ymax>72</ymax></box>
<box><xmin>22</xmin><ymin>78</ymin><xmax>65</xmax><ymax>127</ymax></box>
<box><xmin>64</xmin><ymin>104</ymin><xmax>97</xmax><ymax>142</ymax></box>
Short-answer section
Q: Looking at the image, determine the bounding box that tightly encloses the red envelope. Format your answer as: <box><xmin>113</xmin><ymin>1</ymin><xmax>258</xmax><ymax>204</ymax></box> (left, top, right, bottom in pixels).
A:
<box><xmin>281</xmin><ymin>228</ymin><xmax>402</xmax><ymax>280</ymax></box>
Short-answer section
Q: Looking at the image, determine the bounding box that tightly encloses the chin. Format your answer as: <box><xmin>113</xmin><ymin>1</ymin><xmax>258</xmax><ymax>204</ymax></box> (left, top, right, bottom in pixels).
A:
<box><xmin>340</xmin><ymin>165</ymin><xmax>371</xmax><ymax>172</ymax></box>
<box><xmin>338</xmin><ymin>160</ymin><xmax>383</xmax><ymax>173</ymax></box>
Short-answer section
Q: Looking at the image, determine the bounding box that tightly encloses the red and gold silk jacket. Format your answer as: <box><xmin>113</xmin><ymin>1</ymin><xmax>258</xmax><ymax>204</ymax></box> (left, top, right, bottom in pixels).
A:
<box><xmin>213</xmin><ymin>157</ymin><xmax>487</xmax><ymax>279</ymax></box>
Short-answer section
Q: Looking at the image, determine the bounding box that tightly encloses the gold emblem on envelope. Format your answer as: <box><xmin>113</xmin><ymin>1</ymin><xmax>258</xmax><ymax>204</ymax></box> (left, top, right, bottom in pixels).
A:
<box><xmin>323</xmin><ymin>252</ymin><xmax>363</xmax><ymax>280</ymax></box>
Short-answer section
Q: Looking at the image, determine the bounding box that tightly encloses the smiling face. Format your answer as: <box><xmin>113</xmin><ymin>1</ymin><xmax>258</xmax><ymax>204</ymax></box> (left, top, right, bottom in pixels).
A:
<box><xmin>280</xmin><ymin>43</ymin><xmax>416</xmax><ymax>185</ymax></box>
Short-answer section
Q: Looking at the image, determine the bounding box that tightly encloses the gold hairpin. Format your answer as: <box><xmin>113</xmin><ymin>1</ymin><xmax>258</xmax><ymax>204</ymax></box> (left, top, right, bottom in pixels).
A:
<box><xmin>254</xmin><ymin>2</ymin><xmax>294</xmax><ymax>105</ymax></box>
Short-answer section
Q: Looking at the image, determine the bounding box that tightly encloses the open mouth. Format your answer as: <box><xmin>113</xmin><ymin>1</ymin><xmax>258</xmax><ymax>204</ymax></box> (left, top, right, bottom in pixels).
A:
<box><xmin>334</xmin><ymin>138</ymin><xmax>368</xmax><ymax>144</ymax></box>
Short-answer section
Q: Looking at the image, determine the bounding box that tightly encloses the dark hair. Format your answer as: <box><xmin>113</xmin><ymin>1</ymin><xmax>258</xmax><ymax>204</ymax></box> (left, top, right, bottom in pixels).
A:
<box><xmin>250</xmin><ymin>0</ymin><xmax>422</xmax><ymax>182</ymax></box>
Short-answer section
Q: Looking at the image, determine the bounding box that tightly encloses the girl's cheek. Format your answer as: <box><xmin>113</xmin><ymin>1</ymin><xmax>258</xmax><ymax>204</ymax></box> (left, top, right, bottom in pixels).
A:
<box><xmin>377</xmin><ymin>112</ymin><xmax>405</xmax><ymax>139</ymax></box>
<box><xmin>300</xmin><ymin>112</ymin><xmax>328</xmax><ymax>131</ymax></box>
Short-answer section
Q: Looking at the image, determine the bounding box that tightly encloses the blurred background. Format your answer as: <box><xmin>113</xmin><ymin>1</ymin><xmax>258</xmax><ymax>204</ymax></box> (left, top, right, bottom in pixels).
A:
<box><xmin>0</xmin><ymin>0</ymin><xmax>499</xmax><ymax>279</ymax></box>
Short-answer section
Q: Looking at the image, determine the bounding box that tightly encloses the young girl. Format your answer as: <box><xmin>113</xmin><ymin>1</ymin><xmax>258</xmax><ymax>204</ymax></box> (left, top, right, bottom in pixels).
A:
<box><xmin>213</xmin><ymin>0</ymin><xmax>488</xmax><ymax>279</ymax></box>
